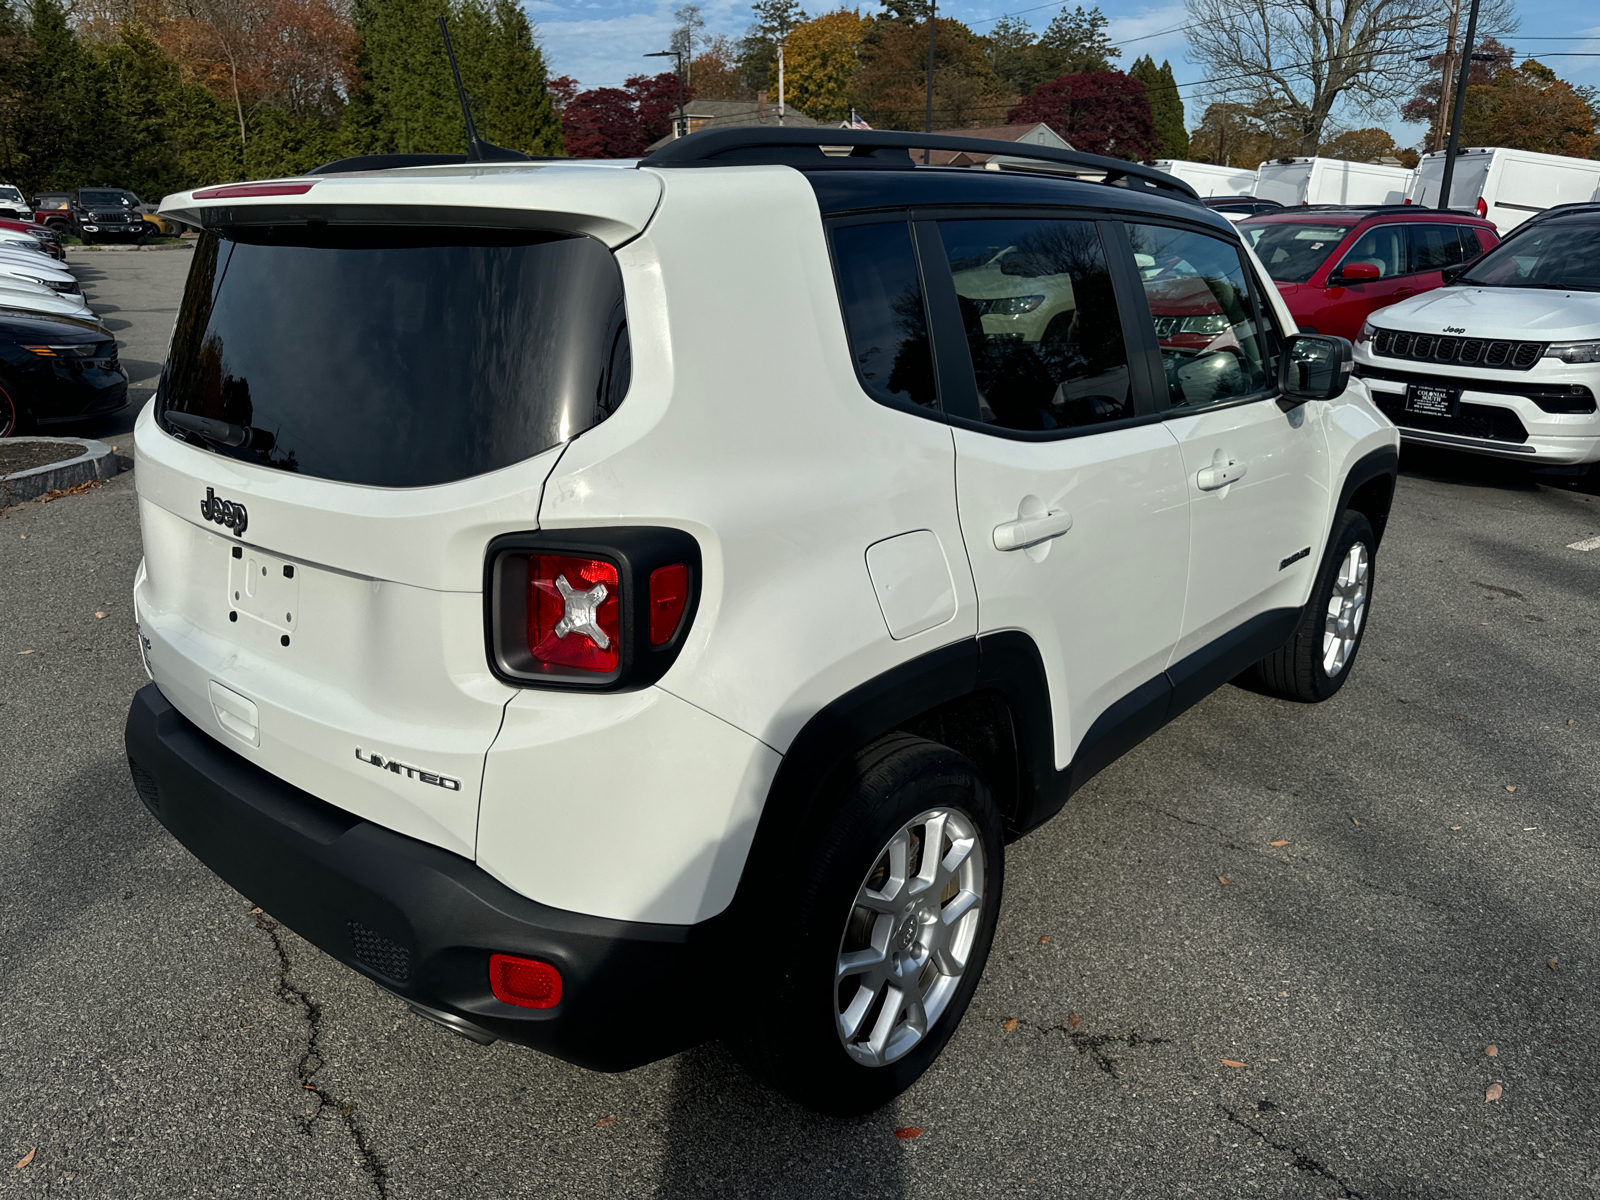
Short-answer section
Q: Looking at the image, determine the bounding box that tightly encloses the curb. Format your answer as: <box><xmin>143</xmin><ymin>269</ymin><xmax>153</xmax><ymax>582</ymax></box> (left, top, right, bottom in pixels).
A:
<box><xmin>1</xmin><ymin>436</ymin><xmax>122</xmax><ymax>504</ymax></box>
<box><xmin>66</xmin><ymin>243</ymin><xmax>193</xmax><ymax>254</ymax></box>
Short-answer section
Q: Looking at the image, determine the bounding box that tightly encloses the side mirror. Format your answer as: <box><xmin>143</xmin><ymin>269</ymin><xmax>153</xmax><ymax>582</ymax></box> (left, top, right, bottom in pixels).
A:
<box><xmin>1279</xmin><ymin>334</ymin><xmax>1354</xmax><ymax>403</ymax></box>
<box><xmin>1335</xmin><ymin>261</ymin><xmax>1381</xmax><ymax>283</ymax></box>
<box><xmin>1441</xmin><ymin>262</ymin><xmax>1470</xmax><ymax>283</ymax></box>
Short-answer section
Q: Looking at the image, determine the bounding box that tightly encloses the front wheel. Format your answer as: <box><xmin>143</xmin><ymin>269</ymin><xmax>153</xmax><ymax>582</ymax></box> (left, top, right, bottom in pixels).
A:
<box><xmin>731</xmin><ymin>734</ymin><xmax>1004</xmax><ymax>1116</ymax></box>
<box><xmin>1245</xmin><ymin>509</ymin><xmax>1376</xmax><ymax>702</ymax></box>
<box><xmin>0</xmin><ymin>381</ymin><xmax>23</xmax><ymax>438</ymax></box>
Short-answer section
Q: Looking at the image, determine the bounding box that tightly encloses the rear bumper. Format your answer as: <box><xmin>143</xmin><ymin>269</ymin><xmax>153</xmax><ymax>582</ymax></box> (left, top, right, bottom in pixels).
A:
<box><xmin>124</xmin><ymin>683</ymin><xmax>724</xmax><ymax>1072</ymax></box>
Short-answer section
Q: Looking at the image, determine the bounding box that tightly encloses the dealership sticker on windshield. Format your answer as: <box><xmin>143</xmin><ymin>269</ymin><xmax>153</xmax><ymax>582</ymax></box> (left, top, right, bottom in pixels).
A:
<box><xmin>1405</xmin><ymin>383</ymin><xmax>1459</xmax><ymax>418</ymax></box>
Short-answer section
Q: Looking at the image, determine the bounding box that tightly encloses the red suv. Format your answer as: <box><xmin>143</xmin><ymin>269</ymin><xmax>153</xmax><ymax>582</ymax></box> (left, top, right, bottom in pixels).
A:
<box><xmin>1238</xmin><ymin>208</ymin><xmax>1499</xmax><ymax>341</ymax></box>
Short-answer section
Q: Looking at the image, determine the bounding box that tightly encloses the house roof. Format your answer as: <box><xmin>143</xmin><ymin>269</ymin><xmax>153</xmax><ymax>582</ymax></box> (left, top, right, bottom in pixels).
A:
<box><xmin>923</xmin><ymin>123</ymin><xmax>1074</xmax><ymax>167</ymax></box>
<box><xmin>645</xmin><ymin>99</ymin><xmax>821</xmax><ymax>152</ymax></box>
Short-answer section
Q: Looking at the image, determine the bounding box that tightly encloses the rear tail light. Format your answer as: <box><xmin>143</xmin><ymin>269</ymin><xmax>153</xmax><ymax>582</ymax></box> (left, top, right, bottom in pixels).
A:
<box><xmin>486</xmin><ymin>528</ymin><xmax>700</xmax><ymax>691</ymax></box>
<box><xmin>1475</xmin><ymin>197</ymin><xmax>1488</xmax><ymax>218</ymax></box>
<box><xmin>489</xmin><ymin>953</ymin><xmax>562</xmax><ymax>1009</ymax></box>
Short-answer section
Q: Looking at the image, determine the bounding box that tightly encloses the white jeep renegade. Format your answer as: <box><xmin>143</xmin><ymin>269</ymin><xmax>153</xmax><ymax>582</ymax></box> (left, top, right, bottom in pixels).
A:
<box><xmin>125</xmin><ymin>129</ymin><xmax>1399</xmax><ymax>1116</ymax></box>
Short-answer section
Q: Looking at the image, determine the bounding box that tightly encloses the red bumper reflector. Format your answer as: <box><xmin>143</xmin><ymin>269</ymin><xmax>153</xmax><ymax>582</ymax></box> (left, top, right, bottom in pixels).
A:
<box><xmin>489</xmin><ymin>953</ymin><xmax>563</xmax><ymax>1009</ymax></box>
<box><xmin>648</xmin><ymin>563</ymin><xmax>689</xmax><ymax>646</ymax></box>
<box><xmin>192</xmin><ymin>181</ymin><xmax>318</xmax><ymax>199</ymax></box>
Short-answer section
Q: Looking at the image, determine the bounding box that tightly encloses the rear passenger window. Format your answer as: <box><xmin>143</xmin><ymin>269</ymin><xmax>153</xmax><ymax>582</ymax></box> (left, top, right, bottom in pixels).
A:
<box><xmin>1338</xmin><ymin>224</ymin><xmax>1407</xmax><ymax>278</ymax></box>
<box><xmin>1411</xmin><ymin>224</ymin><xmax>1467</xmax><ymax>272</ymax></box>
<box><xmin>1459</xmin><ymin>226</ymin><xmax>1488</xmax><ymax>259</ymax></box>
<box><xmin>830</xmin><ymin>221</ymin><xmax>937</xmax><ymax>410</ymax></box>
<box><xmin>1127</xmin><ymin>223</ymin><xmax>1273</xmax><ymax>411</ymax></box>
<box><xmin>934</xmin><ymin>218</ymin><xmax>1133</xmax><ymax>431</ymax></box>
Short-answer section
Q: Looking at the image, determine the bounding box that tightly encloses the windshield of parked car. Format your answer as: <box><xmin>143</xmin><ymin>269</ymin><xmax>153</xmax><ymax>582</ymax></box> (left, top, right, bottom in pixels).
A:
<box><xmin>1240</xmin><ymin>221</ymin><xmax>1357</xmax><ymax>283</ymax></box>
<box><xmin>0</xmin><ymin>187</ymin><xmax>24</xmax><ymax>204</ymax></box>
<box><xmin>1455</xmin><ymin>219</ymin><xmax>1600</xmax><ymax>291</ymax></box>
<box><xmin>160</xmin><ymin>226</ymin><xmax>631</xmax><ymax>488</ymax></box>
<box><xmin>80</xmin><ymin>190</ymin><xmax>134</xmax><ymax>207</ymax></box>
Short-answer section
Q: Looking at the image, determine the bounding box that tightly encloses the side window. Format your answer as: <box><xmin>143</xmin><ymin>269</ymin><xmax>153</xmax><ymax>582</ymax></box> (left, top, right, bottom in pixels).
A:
<box><xmin>830</xmin><ymin>221</ymin><xmax>937</xmax><ymax>410</ymax></box>
<box><xmin>1127</xmin><ymin>223</ymin><xmax>1272</xmax><ymax>411</ymax></box>
<box><xmin>1337</xmin><ymin>224</ymin><xmax>1407</xmax><ymax>278</ymax></box>
<box><xmin>934</xmin><ymin>217</ymin><xmax>1133</xmax><ymax>431</ymax></box>
<box><xmin>1459</xmin><ymin>226</ymin><xmax>1489</xmax><ymax>259</ymax></box>
<box><xmin>1411</xmin><ymin>223</ymin><xmax>1467</xmax><ymax>272</ymax></box>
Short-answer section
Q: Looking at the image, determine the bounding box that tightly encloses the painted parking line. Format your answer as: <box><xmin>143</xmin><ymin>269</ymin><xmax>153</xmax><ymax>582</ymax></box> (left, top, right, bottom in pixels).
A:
<box><xmin>1569</xmin><ymin>535</ymin><xmax>1600</xmax><ymax>552</ymax></box>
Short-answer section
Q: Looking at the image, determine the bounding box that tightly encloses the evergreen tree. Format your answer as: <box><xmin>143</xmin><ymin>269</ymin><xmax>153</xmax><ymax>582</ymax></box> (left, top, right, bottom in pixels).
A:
<box><xmin>1129</xmin><ymin>54</ymin><xmax>1186</xmax><ymax>158</ymax></box>
<box><xmin>479</xmin><ymin>0</ymin><xmax>563</xmax><ymax>155</ymax></box>
<box><xmin>984</xmin><ymin>15</ymin><xmax>1036</xmax><ymax>97</ymax></box>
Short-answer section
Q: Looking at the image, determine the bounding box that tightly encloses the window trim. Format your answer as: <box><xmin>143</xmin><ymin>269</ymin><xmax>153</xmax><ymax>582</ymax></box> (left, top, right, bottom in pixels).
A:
<box><xmin>1327</xmin><ymin>220</ymin><xmax>1480</xmax><ymax>283</ymax></box>
<box><xmin>823</xmin><ymin>212</ymin><xmax>947</xmax><ymax>425</ymax></box>
<box><xmin>910</xmin><ymin>209</ymin><xmax>1169</xmax><ymax>443</ymax></box>
<box><xmin>1121</xmin><ymin>215</ymin><xmax>1288</xmax><ymax>417</ymax></box>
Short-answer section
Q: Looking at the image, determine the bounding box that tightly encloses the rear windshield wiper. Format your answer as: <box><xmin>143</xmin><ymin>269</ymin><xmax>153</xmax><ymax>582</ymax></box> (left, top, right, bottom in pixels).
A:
<box><xmin>163</xmin><ymin>410</ymin><xmax>275</xmax><ymax>451</ymax></box>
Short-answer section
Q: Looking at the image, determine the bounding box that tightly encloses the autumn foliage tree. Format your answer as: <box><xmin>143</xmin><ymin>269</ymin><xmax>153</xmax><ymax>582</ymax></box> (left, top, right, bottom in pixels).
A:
<box><xmin>1461</xmin><ymin>60</ymin><xmax>1597</xmax><ymax>158</ymax></box>
<box><xmin>1007</xmin><ymin>70</ymin><xmax>1155</xmax><ymax>159</ymax></box>
<box><xmin>850</xmin><ymin>16</ymin><xmax>1007</xmax><ymax>129</ymax></box>
<box><xmin>561</xmin><ymin>73</ymin><xmax>693</xmax><ymax>158</ymax></box>
<box><xmin>771</xmin><ymin>8</ymin><xmax>865</xmax><ymax>123</ymax></box>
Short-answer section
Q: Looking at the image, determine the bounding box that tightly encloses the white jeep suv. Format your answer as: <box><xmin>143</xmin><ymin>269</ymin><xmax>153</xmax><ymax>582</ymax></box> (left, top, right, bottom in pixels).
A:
<box><xmin>1353</xmin><ymin>202</ymin><xmax>1600</xmax><ymax>468</ymax></box>
<box><xmin>124</xmin><ymin>129</ymin><xmax>1399</xmax><ymax>1116</ymax></box>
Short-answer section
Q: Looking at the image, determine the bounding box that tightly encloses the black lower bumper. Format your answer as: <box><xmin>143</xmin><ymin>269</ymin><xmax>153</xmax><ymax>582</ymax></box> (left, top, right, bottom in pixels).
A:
<box><xmin>124</xmin><ymin>684</ymin><xmax>724</xmax><ymax>1071</ymax></box>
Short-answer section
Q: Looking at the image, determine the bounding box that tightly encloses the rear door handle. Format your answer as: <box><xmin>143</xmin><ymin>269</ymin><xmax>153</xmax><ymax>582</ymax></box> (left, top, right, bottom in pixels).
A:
<box><xmin>1197</xmin><ymin>456</ymin><xmax>1248</xmax><ymax>491</ymax></box>
<box><xmin>993</xmin><ymin>510</ymin><xmax>1073</xmax><ymax>551</ymax></box>
<box><xmin>1394</xmin><ymin>288</ymin><xmax>1418</xmax><ymax>298</ymax></box>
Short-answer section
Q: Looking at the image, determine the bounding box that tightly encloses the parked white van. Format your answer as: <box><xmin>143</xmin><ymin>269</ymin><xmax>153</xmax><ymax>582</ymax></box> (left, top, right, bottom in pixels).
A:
<box><xmin>1407</xmin><ymin>147</ymin><xmax>1600</xmax><ymax>232</ymax></box>
<box><xmin>1150</xmin><ymin>160</ymin><xmax>1258</xmax><ymax>198</ymax></box>
<box><xmin>1257</xmin><ymin>157</ymin><xmax>1413</xmax><ymax>207</ymax></box>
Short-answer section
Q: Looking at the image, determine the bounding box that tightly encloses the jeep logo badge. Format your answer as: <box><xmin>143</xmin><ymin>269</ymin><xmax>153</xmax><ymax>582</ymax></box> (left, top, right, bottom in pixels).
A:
<box><xmin>200</xmin><ymin>486</ymin><xmax>248</xmax><ymax>536</ymax></box>
<box><xmin>1443</xmin><ymin>326</ymin><xmax>1466</xmax><ymax>334</ymax></box>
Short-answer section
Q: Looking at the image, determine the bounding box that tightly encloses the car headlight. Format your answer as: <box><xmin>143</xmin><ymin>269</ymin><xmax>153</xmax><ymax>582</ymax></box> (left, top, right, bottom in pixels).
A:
<box><xmin>1543</xmin><ymin>341</ymin><xmax>1600</xmax><ymax>365</ymax></box>
<box><xmin>974</xmin><ymin>294</ymin><xmax>1046</xmax><ymax>315</ymax></box>
<box><xmin>1356</xmin><ymin>321</ymin><xmax>1376</xmax><ymax>346</ymax></box>
<box><xmin>1178</xmin><ymin>314</ymin><xmax>1232</xmax><ymax>335</ymax></box>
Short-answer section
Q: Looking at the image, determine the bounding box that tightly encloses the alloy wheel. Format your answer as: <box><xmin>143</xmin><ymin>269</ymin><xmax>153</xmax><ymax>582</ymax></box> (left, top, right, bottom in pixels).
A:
<box><xmin>1322</xmin><ymin>541</ymin><xmax>1369</xmax><ymax>677</ymax></box>
<box><xmin>835</xmin><ymin>807</ymin><xmax>986</xmax><ymax>1067</ymax></box>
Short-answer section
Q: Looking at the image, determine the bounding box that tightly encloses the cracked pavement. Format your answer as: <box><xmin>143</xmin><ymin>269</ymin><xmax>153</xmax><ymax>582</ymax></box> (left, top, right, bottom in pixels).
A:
<box><xmin>2</xmin><ymin>253</ymin><xmax>1599</xmax><ymax>1198</ymax></box>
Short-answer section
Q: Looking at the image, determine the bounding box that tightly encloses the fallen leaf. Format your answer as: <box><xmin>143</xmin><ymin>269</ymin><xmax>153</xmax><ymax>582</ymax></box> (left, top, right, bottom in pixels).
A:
<box><xmin>17</xmin><ymin>650</ymin><xmax>31</xmax><ymax>655</ymax></box>
<box><xmin>1221</xmin><ymin>1059</ymin><xmax>1248</xmax><ymax>1069</ymax></box>
<box><xmin>18</xmin><ymin>534</ymin><xmax>24</xmax><ymax>540</ymax></box>
<box><xmin>1548</xmin><ymin>957</ymin><xmax>1559</xmax><ymax>971</ymax></box>
<box><xmin>1485</xmin><ymin>1083</ymin><xmax>1503</xmax><ymax>1102</ymax></box>
<box><xmin>1038</xmin><ymin>935</ymin><xmax>1051</xmax><ymax>944</ymax></box>
<box><xmin>1451</xmin><ymin>826</ymin><xmax>1462</xmax><ymax>831</ymax></box>
<box><xmin>1068</xmin><ymin>1012</ymin><xmax>1080</xmax><ymax>1030</ymax></box>
<box><xmin>1003</xmin><ymin>1018</ymin><xmax>1018</xmax><ymax>1033</ymax></box>
<box><xmin>1485</xmin><ymin>1044</ymin><xmax>1498</xmax><ymax>1057</ymax></box>
<box><xmin>893</xmin><ymin>1127</ymin><xmax>924</xmax><ymax>1139</ymax></box>
<box><xmin>1351</xmin><ymin>817</ymin><xmax>1362</xmax><ymax>826</ymax></box>
<box><xmin>1506</xmin><ymin>785</ymin><xmax>1517</xmax><ymax>793</ymax></box>
<box><xmin>594</xmin><ymin>1114</ymin><xmax>617</xmax><ymax>1128</ymax></box>
<box><xmin>1269</xmin><ymin>840</ymin><xmax>1289</xmax><ymax>847</ymax></box>
<box><xmin>250</xmin><ymin>907</ymin><xmax>262</xmax><ymax>914</ymax></box>
<box><xmin>14</xmin><ymin>1148</ymin><xmax>35</xmax><ymax>1169</ymax></box>
<box><xmin>302</xmin><ymin>1083</ymin><xmax>317</xmax><ymax>1091</ymax></box>
<box><xmin>1218</xmin><ymin>875</ymin><xmax>1231</xmax><ymax>885</ymax></box>
<box><xmin>94</xmin><ymin>612</ymin><xmax>106</xmax><ymax>619</ymax></box>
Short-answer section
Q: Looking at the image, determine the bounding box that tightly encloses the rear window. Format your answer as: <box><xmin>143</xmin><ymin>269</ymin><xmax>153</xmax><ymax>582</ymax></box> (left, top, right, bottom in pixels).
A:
<box><xmin>160</xmin><ymin>226</ymin><xmax>630</xmax><ymax>488</ymax></box>
<box><xmin>1242</xmin><ymin>222</ymin><xmax>1356</xmax><ymax>283</ymax></box>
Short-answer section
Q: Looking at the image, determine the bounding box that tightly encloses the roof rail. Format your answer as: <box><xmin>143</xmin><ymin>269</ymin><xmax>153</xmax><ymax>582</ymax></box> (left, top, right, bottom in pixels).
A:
<box><xmin>306</xmin><ymin>151</ymin><xmax>536</xmax><ymax>175</ymax></box>
<box><xmin>637</xmin><ymin>127</ymin><xmax>1202</xmax><ymax>204</ymax></box>
<box><xmin>1511</xmin><ymin>201</ymin><xmax>1600</xmax><ymax>230</ymax></box>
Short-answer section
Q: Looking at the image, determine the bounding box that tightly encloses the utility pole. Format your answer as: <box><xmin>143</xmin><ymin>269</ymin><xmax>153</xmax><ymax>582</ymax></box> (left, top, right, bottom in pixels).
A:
<box><xmin>923</xmin><ymin>0</ymin><xmax>936</xmax><ymax>164</ymax></box>
<box><xmin>644</xmin><ymin>49</ymin><xmax>688</xmax><ymax>139</ymax></box>
<box><xmin>1437</xmin><ymin>0</ymin><xmax>1480</xmax><ymax>210</ymax></box>
<box><xmin>778</xmin><ymin>42</ymin><xmax>786</xmax><ymax>125</ymax></box>
<box><xmin>1435</xmin><ymin>0</ymin><xmax>1461</xmax><ymax>153</ymax></box>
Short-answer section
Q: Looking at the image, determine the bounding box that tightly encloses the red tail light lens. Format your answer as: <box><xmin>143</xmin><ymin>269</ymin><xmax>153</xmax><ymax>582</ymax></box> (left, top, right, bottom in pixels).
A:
<box><xmin>1475</xmin><ymin>197</ymin><xmax>1488</xmax><ymax>218</ymax></box>
<box><xmin>648</xmin><ymin>564</ymin><xmax>689</xmax><ymax>646</ymax></box>
<box><xmin>528</xmin><ymin>554</ymin><xmax>620</xmax><ymax>673</ymax></box>
<box><xmin>489</xmin><ymin>953</ymin><xmax>562</xmax><ymax>1009</ymax></box>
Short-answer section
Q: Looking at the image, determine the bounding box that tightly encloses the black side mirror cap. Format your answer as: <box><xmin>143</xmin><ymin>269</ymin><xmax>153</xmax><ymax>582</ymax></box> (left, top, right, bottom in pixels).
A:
<box><xmin>1279</xmin><ymin>333</ymin><xmax>1354</xmax><ymax>402</ymax></box>
<box><xmin>1440</xmin><ymin>262</ymin><xmax>1470</xmax><ymax>283</ymax></box>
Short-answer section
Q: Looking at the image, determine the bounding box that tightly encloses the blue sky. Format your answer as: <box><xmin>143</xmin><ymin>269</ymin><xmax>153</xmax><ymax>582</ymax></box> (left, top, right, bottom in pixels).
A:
<box><xmin>529</xmin><ymin>0</ymin><xmax>1600</xmax><ymax>147</ymax></box>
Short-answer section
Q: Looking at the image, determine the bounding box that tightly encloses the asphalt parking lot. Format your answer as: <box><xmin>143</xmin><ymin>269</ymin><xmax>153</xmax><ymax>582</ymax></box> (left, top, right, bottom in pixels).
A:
<box><xmin>2</xmin><ymin>251</ymin><xmax>1599</xmax><ymax>1199</ymax></box>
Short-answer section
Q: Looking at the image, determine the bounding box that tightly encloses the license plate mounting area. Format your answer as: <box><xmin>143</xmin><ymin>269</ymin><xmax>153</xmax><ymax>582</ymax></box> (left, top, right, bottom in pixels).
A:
<box><xmin>1404</xmin><ymin>382</ymin><xmax>1460</xmax><ymax>418</ymax></box>
<box><xmin>227</xmin><ymin>545</ymin><xmax>301</xmax><ymax>634</ymax></box>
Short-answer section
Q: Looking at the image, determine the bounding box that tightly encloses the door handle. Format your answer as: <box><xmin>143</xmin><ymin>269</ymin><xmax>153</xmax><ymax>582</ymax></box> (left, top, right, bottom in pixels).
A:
<box><xmin>1394</xmin><ymin>288</ymin><xmax>1417</xmax><ymax>298</ymax></box>
<box><xmin>1196</xmin><ymin>453</ymin><xmax>1247</xmax><ymax>491</ymax></box>
<box><xmin>993</xmin><ymin>509</ymin><xmax>1073</xmax><ymax>551</ymax></box>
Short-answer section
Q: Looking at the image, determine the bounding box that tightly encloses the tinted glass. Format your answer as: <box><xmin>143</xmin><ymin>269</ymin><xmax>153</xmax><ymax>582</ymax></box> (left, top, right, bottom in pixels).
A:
<box><xmin>937</xmin><ymin>218</ymin><xmax>1131</xmax><ymax>431</ymax></box>
<box><xmin>161</xmin><ymin>227</ymin><xmax>630</xmax><ymax>488</ymax></box>
<box><xmin>831</xmin><ymin>221</ymin><xmax>936</xmax><ymax>409</ymax></box>
<box><xmin>1338</xmin><ymin>224</ymin><xmax>1407</xmax><ymax>278</ymax></box>
<box><xmin>1459</xmin><ymin>226</ymin><xmax>1488</xmax><ymax>259</ymax></box>
<box><xmin>1128</xmin><ymin>223</ymin><xmax>1272</xmax><ymax>410</ymax></box>
<box><xmin>1410</xmin><ymin>223</ymin><xmax>1467</xmax><ymax>272</ymax></box>
<box><xmin>1243</xmin><ymin>221</ymin><xmax>1356</xmax><ymax>282</ymax></box>
<box><xmin>1459</xmin><ymin>220</ymin><xmax>1600</xmax><ymax>291</ymax></box>
<box><xmin>81</xmin><ymin>190</ymin><xmax>134</xmax><ymax>207</ymax></box>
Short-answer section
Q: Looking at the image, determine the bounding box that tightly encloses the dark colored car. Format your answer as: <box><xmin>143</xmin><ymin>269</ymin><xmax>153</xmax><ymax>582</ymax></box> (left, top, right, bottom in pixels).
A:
<box><xmin>1204</xmin><ymin>196</ymin><xmax>1284</xmax><ymax>218</ymax></box>
<box><xmin>1238</xmin><ymin>207</ymin><xmax>1500</xmax><ymax>341</ymax></box>
<box><xmin>0</xmin><ymin>310</ymin><xmax>126</xmax><ymax>438</ymax></box>
<box><xmin>71</xmin><ymin>188</ymin><xmax>150</xmax><ymax>243</ymax></box>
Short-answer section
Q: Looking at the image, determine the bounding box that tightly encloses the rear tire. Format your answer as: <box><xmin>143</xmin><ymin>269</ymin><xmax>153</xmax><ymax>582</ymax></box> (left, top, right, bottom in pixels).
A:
<box><xmin>0</xmin><ymin>381</ymin><xmax>23</xmax><ymax>439</ymax></box>
<box><xmin>1244</xmin><ymin>509</ymin><xmax>1375</xmax><ymax>702</ymax></box>
<box><xmin>730</xmin><ymin>733</ymin><xmax>1004</xmax><ymax>1116</ymax></box>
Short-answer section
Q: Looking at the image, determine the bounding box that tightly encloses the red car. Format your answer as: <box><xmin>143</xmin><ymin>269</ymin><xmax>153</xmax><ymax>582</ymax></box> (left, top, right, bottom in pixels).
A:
<box><xmin>1238</xmin><ymin>208</ymin><xmax>1499</xmax><ymax>341</ymax></box>
<box><xmin>0</xmin><ymin>217</ymin><xmax>64</xmax><ymax>261</ymax></box>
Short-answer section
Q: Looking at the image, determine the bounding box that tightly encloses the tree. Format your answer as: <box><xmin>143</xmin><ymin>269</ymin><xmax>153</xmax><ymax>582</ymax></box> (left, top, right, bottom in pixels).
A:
<box><xmin>1186</xmin><ymin>100</ymin><xmax>1298</xmax><ymax>166</ymax></box>
<box><xmin>1462</xmin><ymin>60</ymin><xmax>1597</xmax><ymax>158</ymax></box>
<box><xmin>1007</xmin><ymin>69</ymin><xmax>1155</xmax><ymax>158</ymax></box>
<box><xmin>560</xmin><ymin>72</ymin><xmax>691</xmax><ymax>158</ymax></box>
<box><xmin>983</xmin><ymin>14</ymin><xmax>1035</xmax><ymax>97</ymax></box>
<box><xmin>689</xmin><ymin>34</ymin><xmax>747</xmax><ymax>100</ymax></box>
<box><xmin>850</xmin><ymin>15</ymin><xmax>1006</xmax><ymax>129</ymax></box>
<box><xmin>672</xmin><ymin>3</ymin><xmax>705</xmax><ymax>83</ymax></box>
<box><xmin>768</xmin><ymin>8</ymin><xmax>864</xmax><ymax>122</ymax></box>
<box><xmin>1319</xmin><ymin>126</ymin><xmax>1399</xmax><ymax>160</ymax></box>
<box><xmin>1035</xmin><ymin>6</ymin><xmax>1116</xmax><ymax>76</ymax></box>
<box><xmin>1401</xmin><ymin>35</ymin><xmax>1512</xmax><ymax>150</ymax></box>
<box><xmin>1129</xmin><ymin>55</ymin><xmax>1185</xmax><ymax>157</ymax></box>
<box><xmin>1185</xmin><ymin>0</ymin><xmax>1487</xmax><ymax>153</ymax></box>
